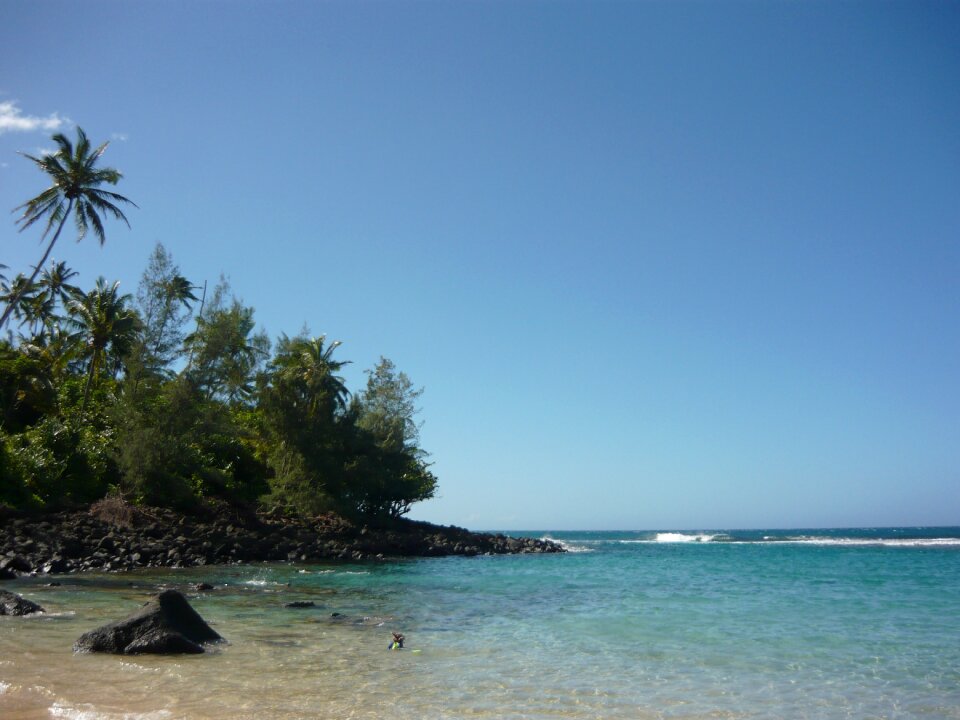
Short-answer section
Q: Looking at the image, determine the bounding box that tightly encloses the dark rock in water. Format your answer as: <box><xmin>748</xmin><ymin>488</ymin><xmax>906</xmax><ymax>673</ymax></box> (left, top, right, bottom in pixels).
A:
<box><xmin>284</xmin><ymin>601</ymin><xmax>316</xmax><ymax>608</ymax></box>
<box><xmin>0</xmin><ymin>567</ymin><xmax>16</xmax><ymax>580</ymax></box>
<box><xmin>74</xmin><ymin>589</ymin><xmax>222</xmax><ymax>654</ymax></box>
<box><xmin>124</xmin><ymin>628</ymin><xmax>208</xmax><ymax>654</ymax></box>
<box><xmin>195</xmin><ymin>582</ymin><xmax>214</xmax><ymax>591</ymax></box>
<box><xmin>0</xmin><ymin>589</ymin><xmax>45</xmax><ymax>616</ymax></box>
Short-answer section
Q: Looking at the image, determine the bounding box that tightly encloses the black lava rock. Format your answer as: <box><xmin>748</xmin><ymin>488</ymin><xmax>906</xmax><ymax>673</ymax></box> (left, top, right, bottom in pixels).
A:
<box><xmin>74</xmin><ymin>589</ymin><xmax>222</xmax><ymax>654</ymax></box>
<box><xmin>0</xmin><ymin>589</ymin><xmax>45</xmax><ymax>616</ymax></box>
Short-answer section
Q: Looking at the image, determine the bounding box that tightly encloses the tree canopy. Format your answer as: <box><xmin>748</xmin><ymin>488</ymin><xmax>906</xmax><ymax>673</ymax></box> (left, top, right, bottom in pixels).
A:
<box><xmin>1</xmin><ymin>246</ymin><xmax>436</xmax><ymax>521</ymax></box>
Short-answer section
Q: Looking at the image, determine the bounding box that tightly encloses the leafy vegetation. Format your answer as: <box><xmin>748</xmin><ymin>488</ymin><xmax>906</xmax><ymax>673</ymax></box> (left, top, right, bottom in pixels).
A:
<box><xmin>1</xmin><ymin>128</ymin><xmax>437</xmax><ymax>522</ymax></box>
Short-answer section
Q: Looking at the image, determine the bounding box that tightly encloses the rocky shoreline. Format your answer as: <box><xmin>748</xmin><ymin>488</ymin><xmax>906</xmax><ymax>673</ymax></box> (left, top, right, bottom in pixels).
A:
<box><xmin>0</xmin><ymin>502</ymin><xmax>564</xmax><ymax>578</ymax></box>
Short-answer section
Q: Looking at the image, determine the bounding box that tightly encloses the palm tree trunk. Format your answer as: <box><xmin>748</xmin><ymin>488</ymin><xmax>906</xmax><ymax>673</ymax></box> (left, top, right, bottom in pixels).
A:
<box><xmin>0</xmin><ymin>198</ymin><xmax>74</xmax><ymax>330</ymax></box>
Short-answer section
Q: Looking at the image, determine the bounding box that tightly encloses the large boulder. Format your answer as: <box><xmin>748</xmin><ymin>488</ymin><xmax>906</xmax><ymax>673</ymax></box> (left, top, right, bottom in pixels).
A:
<box><xmin>74</xmin><ymin>589</ymin><xmax>222</xmax><ymax>654</ymax></box>
<box><xmin>0</xmin><ymin>589</ymin><xmax>45</xmax><ymax>616</ymax></box>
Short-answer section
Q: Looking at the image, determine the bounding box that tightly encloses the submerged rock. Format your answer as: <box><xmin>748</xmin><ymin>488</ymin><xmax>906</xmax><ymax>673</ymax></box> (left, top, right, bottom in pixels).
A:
<box><xmin>74</xmin><ymin>589</ymin><xmax>222</xmax><ymax>654</ymax></box>
<box><xmin>284</xmin><ymin>601</ymin><xmax>316</xmax><ymax>608</ymax></box>
<box><xmin>0</xmin><ymin>589</ymin><xmax>45</xmax><ymax>616</ymax></box>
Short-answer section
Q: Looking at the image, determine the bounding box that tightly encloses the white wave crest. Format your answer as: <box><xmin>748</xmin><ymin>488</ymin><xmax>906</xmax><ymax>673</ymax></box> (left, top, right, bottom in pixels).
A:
<box><xmin>543</xmin><ymin>537</ymin><xmax>594</xmax><ymax>553</ymax></box>
<box><xmin>654</xmin><ymin>532</ymin><xmax>717</xmax><ymax>543</ymax></box>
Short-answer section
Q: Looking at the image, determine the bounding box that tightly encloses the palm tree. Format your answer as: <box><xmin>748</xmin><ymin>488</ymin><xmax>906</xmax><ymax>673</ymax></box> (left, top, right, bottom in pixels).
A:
<box><xmin>39</xmin><ymin>260</ymin><xmax>82</xmax><ymax>307</ymax></box>
<box><xmin>32</xmin><ymin>260</ymin><xmax>82</xmax><ymax>336</ymax></box>
<box><xmin>1</xmin><ymin>127</ymin><xmax>136</xmax><ymax>330</ymax></box>
<box><xmin>67</xmin><ymin>277</ymin><xmax>141</xmax><ymax>414</ymax></box>
<box><xmin>0</xmin><ymin>273</ymin><xmax>40</xmax><ymax>333</ymax></box>
<box><xmin>274</xmin><ymin>334</ymin><xmax>351</xmax><ymax>417</ymax></box>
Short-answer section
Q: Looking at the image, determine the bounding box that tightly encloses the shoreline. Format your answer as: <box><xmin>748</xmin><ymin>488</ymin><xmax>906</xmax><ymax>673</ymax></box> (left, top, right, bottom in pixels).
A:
<box><xmin>0</xmin><ymin>503</ymin><xmax>564</xmax><ymax>578</ymax></box>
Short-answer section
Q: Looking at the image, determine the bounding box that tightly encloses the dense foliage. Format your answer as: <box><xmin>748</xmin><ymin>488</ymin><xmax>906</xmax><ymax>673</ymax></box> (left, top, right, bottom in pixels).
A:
<box><xmin>0</xmin><ymin>129</ymin><xmax>437</xmax><ymax>521</ymax></box>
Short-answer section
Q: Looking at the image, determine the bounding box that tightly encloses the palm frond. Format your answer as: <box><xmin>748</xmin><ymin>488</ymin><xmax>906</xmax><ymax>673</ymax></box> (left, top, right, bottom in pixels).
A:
<box><xmin>85</xmin><ymin>191</ymin><xmax>134</xmax><ymax>225</ymax></box>
<box><xmin>84</xmin><ymin>140</ymin><xmax>109</xmax><ymax>170</ymax></box>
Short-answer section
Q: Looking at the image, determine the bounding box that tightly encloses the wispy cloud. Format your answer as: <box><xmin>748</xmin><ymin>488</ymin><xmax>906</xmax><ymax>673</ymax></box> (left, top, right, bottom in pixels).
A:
<box><xmin>0</xmin><ymin>100</ymin><xmax>69</xmax><ymax>135</ymax></box>
<box><xmin>111</xmin><ymin>132</ymin><xmax>129</xmax><ymax>142</ymax></box>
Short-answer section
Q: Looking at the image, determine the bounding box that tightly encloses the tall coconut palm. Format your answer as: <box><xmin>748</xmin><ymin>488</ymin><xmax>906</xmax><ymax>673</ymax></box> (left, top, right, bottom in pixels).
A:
<box><xmin>67</xmin><ymin>277</ymin><xmax>141</xmax><ymax>414</ymax></box>
<box><xmin>1</xmin><ymin>127</ymin><xmax>136</xmax><ymax>330</ymax></box>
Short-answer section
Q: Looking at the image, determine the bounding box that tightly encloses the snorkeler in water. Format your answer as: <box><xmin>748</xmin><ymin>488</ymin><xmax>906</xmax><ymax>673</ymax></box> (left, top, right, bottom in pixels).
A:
<box><xmin>388</xmin><ymin>632</ymin><xmax>405</xmax><ymax>650</ymax></box>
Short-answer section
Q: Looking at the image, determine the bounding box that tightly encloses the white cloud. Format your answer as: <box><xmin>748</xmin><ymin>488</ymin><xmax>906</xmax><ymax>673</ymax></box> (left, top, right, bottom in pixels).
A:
<box><xmin>0</xmin><ymin>100</ymin><xmax>69</xmax><ymax>135</ymax></box>
<box><xmin>111</xmin><ymin>132</ymin><xmax>129</xmax><ymax>142</ymax></box>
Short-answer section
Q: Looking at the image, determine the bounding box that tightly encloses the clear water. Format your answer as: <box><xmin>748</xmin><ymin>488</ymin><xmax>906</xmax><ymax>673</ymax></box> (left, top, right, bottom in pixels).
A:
<box><xmin>1</xmin><ymin>528</ymin><xmax>958</xmax><ymax>719</ymax></box>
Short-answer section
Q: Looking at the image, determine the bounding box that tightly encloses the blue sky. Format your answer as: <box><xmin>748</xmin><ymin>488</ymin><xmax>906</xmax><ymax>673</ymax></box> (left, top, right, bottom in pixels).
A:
<box><xmin>2</xmin><ymin>1</ymin><xmax>958</xmax><ymax>530</ymax></box>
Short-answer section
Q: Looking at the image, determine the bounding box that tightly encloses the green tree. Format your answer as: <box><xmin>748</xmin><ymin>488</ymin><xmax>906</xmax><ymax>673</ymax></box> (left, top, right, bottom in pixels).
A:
<box><xmin>66</xmin><ymin>278</ymin><xmax>141</xmax><ymax>415</ymax></box>
<box><xmin>258</xmin><ymin>334</ymin><xmax>351</xmax><ymax>515</ymax></box>
<box><xmin>349</xmin><ymin>357</ymin><xmax>437</xmax><ymax>519</ymax></box>
<box><xmin>2</xmin><ymin>262</ymin><xmax>81</xmax><ymax>341</ymax></box>
<box><xmin>0</xmin><ymin>340</ymin><xmax>58</xmax><ymax>432</ymax></box>
<box><xmin>136</xmin><ymin>243</ymin><xmax>198</xmax><ymax>368</ymax></box>
<box><xmin>37</xmin><ymin>261</ymin><xmax>81</xmax><ymax>327</ymax></box>
<box><xmin>356</xmin><ymin>357</ymin><xmax>423</xmax><ymax>453</ymax></box>
<box><xmin>4</xmin><ymin>414</ymin><xmax>116</xmax><ymax>510</ymax></box>
<box><xmin>1</xmin><ymin>273</ymin><xmax>40</xmax><ymax>336</ymax></box>
<box><xmin>183</xmin><ymin>280</ymin><xmax>269</xmax><ymax>404</ymax></box>
<box><xmin>1</xmin><ymin>127</ymin><xmax>136</xmax><ymax>330</ymax></box>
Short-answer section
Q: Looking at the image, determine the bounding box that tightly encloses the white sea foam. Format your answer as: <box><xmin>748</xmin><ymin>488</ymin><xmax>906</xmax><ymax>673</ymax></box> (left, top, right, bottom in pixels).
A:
<box><xmin>544</xmin><ymin>537</ymin><xmax>595</xmax><ymax>553</ymax></box>
<box><xmin>0</xmin><ymin>680</ymin><xmax>10</xmax><ymax>694</ymax></box>
<box><xmin>654</xmin><ymin>532</ymin><xmax>717</xmax><ymax>543</ymax></box>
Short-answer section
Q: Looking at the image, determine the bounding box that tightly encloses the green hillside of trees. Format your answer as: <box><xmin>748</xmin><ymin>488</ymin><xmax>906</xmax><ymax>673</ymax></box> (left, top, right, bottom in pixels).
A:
<box><xmin>0</xmin><ymin>128</ymin><xmax>437</xmax><ymax>521</ymax></box>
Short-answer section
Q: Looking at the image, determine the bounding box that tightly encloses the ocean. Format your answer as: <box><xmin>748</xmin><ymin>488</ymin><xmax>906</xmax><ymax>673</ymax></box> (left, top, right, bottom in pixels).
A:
<box><xmin>1</xmin><ymin>527</ymin><xmax>958</xmax><ymax>719</ymax></box>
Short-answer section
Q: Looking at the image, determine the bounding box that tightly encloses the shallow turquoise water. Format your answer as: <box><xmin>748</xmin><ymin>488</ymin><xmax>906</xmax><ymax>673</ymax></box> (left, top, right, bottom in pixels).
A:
<box><xmin>2</xmin><ymin>528</ymin><xmax>959</xmax><ymax>718</ymax></box>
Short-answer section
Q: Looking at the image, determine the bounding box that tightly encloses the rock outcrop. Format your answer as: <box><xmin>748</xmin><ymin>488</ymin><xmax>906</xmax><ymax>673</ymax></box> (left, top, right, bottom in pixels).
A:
<box><xmin>0</xmin><ymin>589</ymin><xmax>45</xmax><ymax>616</ymax></box>
<box><xmin>0</xmin><ymin>505</ymin><xmax>564</xmax><ymax>576</ymax></box>
<box><xmin>74</xmin><ymin>589</ymin><xmax>222</xmax><ymax>654</ymax></box>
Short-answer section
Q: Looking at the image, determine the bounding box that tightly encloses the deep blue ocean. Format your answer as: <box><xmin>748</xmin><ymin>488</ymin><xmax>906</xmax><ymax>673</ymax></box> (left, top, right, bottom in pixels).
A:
<box><xmin>2</xmin><ymin>527</ymin><xmax>959</xmax><ymax>719</ymax></box>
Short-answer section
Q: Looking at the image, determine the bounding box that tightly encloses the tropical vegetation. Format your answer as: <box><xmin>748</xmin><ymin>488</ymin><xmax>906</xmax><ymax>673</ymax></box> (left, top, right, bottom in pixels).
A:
<box><xmin>0</xmin><ymin>128</ymin><xmax>437</xmax><ymax>522</ymax></box>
